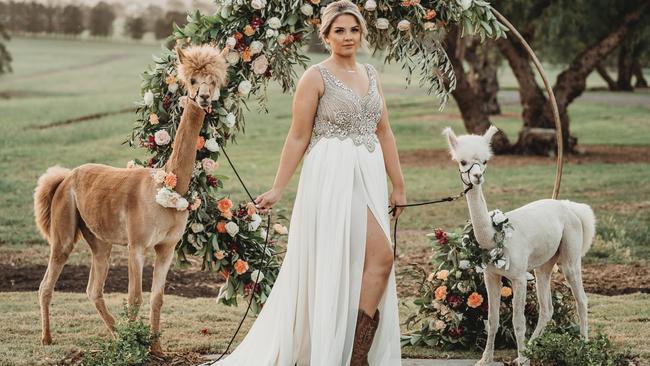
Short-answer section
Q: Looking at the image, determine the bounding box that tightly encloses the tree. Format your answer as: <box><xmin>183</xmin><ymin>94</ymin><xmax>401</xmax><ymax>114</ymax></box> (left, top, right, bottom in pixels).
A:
<box><xmin>0</xmin><ymin>21</ymin><xmax>12</xmax><ymax>75</ymax></box>
<box><xmin>89</xmin><ymin>1</ymin><xmax>115</xmax><ymax>37</ymax></box>
<box><xmin>61</xmin><ymin>4</ymin><xmax>84</xmax><ymax>36</ymax></box>
<box><xmin>153</xmin><ymin>11</ymin><xmax>186</xmax><ymax>40</ymax></box>
<box><xmin>125</xmin><ymin>16</ymin><xmax>146</xmax><ymax>40</ymax></box>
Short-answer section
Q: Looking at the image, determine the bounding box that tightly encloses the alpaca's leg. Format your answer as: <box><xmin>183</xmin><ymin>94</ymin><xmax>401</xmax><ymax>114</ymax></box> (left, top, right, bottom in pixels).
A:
<box><xmin>149</xmin><ymin>243</ymin><xmax>176</xmax><ymax>354</ymax></box>
<box><xmin>477</xmin><ymin>271</ymin><xmax>502</xmax><ymax>366</ymax></box>
<box><xmin>84</xmin><ymin>229</ymin><xmax>115</xmax><ymax>333</ymax></box>
<box><xmin>530</xmin><ymin>259</ymin><xmax>556</xmax><ymax>340</ymax></box>
<box><xmin>511</xmin><ymin>277</ymin><xmax>529</xmax><ymax>365</ymax></box>
<box><xmin>39</xmin><ymin>188</ymin><xmax>78</xmax><ymax>346</ymax></box>
<box><xmin>559</xmin><ymin>226</ymin><xmax>589</xmax><ymax>339</ymax></box>
<box><xmin>127</xmin><ymin>244</ymin><xmax>146</xmax><ymax>318</ymax></box>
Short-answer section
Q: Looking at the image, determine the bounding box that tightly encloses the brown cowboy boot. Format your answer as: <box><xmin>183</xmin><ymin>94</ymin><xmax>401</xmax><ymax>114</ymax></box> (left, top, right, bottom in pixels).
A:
<box><xmin>350</xmin><ymin>309</ymin><xmax>380</xmax><ymax>366</ymax></box>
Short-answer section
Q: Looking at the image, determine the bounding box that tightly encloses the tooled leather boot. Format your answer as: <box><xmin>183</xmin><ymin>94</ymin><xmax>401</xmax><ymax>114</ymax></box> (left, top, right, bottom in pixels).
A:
<box><xmin>350</xmin><ymin>309</ymin><xmax>380</xmax><ymax>366</ymax></box>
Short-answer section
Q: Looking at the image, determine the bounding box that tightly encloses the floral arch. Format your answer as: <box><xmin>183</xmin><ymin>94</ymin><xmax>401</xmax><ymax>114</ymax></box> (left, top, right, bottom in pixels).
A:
<box><xmin>129</xmin><ymin>0</ymin><xmax>506</xmax><ymax>313</ymax></box>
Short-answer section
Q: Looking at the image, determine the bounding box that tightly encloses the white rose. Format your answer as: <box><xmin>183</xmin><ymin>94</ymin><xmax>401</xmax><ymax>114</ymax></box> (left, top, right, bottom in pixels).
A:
<box><xmin>375</xmin><ymin>18</ymin><xmax>389</xmax><ymax>30</ymax></box>
<box><xmin>175</xmin><ymin>197</ymin><xmax>189</xmax><ymax>211</ymax></box>
<box><xmin>458</xmin><ymin>260</ymin><xmax>470</xmax><ymax>270</ymax></box>
<box><xmin>225</xmin><ymin>113</ymin><xmax>236</xmax><ymax>128</ymax></box>
<box><xmin>273</xmin><ymin>223</ymin><xmax>288</xmax><ymax>235</ymax></box>
<box><xmin>492</xmin><ymin>210</ymin><xmax>508</xmax><ymax>225</ymax></box>
<box><xmin>397</xmin><ymin>19</ymin><xmax>411</xmax><ymax>31</ymax></box>
<box><xmin>424</xmin><ymin>22</ymin><xmax>435</xmax><ymax>31</ymax></box>
<box><xmin>475</xmin><ymin>264</ymin><xmax>486</xmax><ymax>273</ymax></box>
<box><xmin>249</xmin><ymin>40</ymin><xmax>264</xmax><ymax>55</ymax></box>
<box><xmin>168</xmin><ymin>83</ymin><xmax>178</xmax><ymax>93</ymax></box>
<box><xmin>205</xmin><ymin>138</ymin><xmax>220</xmax><ymax>152</ymax></box>
<box><xmin>266</xmin><ymin>29</ymin><xmax>278</xmax><ymax>38</ymax></box>
<box><xmin>250</xmin><ymin>269</ymin><xmax>265</xmax><ymax>282</ymax></box>
<box><xmin>202</xmin><ymin>158</ymin><xmax>218</xmax><ymax>172</ymax></box>
<box><xmin>248</xmin><ymin>213</ymin><xmax>262</xmax><ymax>231</ymax></box>
<box><xmin>143</xmin><ymin>90</ymin><xmax>154</xmax><ymax>106</ymax></box>
<box><xmin>267</xmin><ymin>17</ymin><xmax>281</xmax><ymax>29</ymax></box>
<box><xmin>252</xmin><ymin>54</ymin><xmax>268</xmax><ymax>75</ymax></box>
<box><xmin>237</xmin><ymin>80</ymin><xmax>252</xmax><ymax>95</ymax></box>
<box><xmin>152</xmin><ymin>169</ymin><xmax>167</xmax><ymax>184</ymax></box>
<box><xmin>226</xmin><ymin>50</ymin><xmax>240</xmax><ymax>64</ymax></box>
<box><xmin>226</xmin><ymin>36</ymin><xmax>237</xmax><ymax>48</ymax></box>
<box><xmin>226</xmin><ymin>221</ymin><xmax>240</xmax><ymax>237</ymax></box>
<box><xmin>223</xmin><ymin>97</ymin><xmax>234</xmax><ymax>110</ymax></box>
<box><xmin>212</xmin><ymin>88</ymin><xmax>221</xmax><ymax>101</ymax></box>
<box><xmin>155</xmin><ymin>188</ymin><xmax>174</xmax><ymax>207</ymax></box>
<box><xmin>457</xmin><ymin>0</ymin><xmax>473</xmax><ymax>11</ymax></box>
<box><xmin>250</xmin><ymin>0</ymin><xmax>266</xmax><ymax>10</ymax></box>
<box><xmin>191</xmin><ymin>223</ymin><xmax>204</xmax><ymax>233</ymax></box>
<box><xmin>300</xmin><ymin>3</ymin><xmax>313</xmax><ymax>16</ymax></box>
<box><xmin>154</xmin><ymin>130</ymin><xmax>171</xmax><ymax>145</ymax></box>
<box><xmin>364</xmin><ymin>0</ymin><xmax>377</xmax><ymax>11</ymax></box>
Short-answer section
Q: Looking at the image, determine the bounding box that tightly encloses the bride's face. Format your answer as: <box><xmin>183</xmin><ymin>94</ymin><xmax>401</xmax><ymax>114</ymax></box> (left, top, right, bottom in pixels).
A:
<box><xmin>324</xmin><ymin>14</ymin><xmax>362</xmax><ymax>56</ymax></box>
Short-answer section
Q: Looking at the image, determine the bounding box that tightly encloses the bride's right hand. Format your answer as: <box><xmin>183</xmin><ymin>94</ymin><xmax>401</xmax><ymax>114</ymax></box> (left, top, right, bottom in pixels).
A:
<box><xmin>254</xmin><ymin>188</ymin><xmax>283</xmax><ymax>214</ymax></box>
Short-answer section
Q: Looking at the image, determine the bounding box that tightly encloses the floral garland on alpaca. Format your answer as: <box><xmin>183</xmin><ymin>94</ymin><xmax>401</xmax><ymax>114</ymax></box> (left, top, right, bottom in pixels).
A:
<box><xmin>401</xmin><ymin>223</ymin><xmax>577</xmax><ymax>349</ymax></box>
<box><xmin>128</xmin><ymin>1</ymin><xmax>507</xmax><ymax>312</ymax></box>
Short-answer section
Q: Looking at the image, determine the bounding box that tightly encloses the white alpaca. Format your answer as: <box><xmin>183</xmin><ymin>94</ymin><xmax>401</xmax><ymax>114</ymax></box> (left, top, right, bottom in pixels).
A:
<box><xmin>442</xmin><ymin>126</ymin><xmax>595</xmax><ymax>366</ymax></box>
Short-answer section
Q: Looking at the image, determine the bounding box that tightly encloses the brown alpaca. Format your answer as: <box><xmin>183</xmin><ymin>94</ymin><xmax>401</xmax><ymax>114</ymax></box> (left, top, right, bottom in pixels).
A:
<box><xmin>34</xmin><ymin>44</ymin><xmax>228</xmax><ymax>353</ymax></box>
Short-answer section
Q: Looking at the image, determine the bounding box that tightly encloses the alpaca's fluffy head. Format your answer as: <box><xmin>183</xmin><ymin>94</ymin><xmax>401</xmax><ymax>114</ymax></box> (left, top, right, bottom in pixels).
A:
<box><xmin>176</xmin><ymin>45</ymin><xmax>229</xmax><ymax>109</ymax></box>
<box><xmin>442</xmin><ymin>125</ymin><xmax>499</xmax><ymax>186</ymax></box>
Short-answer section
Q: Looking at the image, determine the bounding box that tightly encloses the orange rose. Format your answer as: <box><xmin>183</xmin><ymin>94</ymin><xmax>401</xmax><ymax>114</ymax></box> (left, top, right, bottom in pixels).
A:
<box><xmin>242</xmin><ymin>48</ymin><xmax>252</xmax><ymax>63</ymax></box>
<box><xmin>434</xmin><ymin>285</ymin><xmax>448</xmax><ymax>301</ymax></box>
<box><xmin>165</xmin><ymin>74</ymin><xmax>176</xmax><ymax>85</ymax></box>
<box><xmin>246</xmin><ymin>202</ymin><xmax>257</xmax><ymax>216</ymax></box>
<box><xmin>164</xmin><ymin>173</ymin><xmax>177</xmax><ymax>189</ymax></box>
<box><xmin>222</xmin><ymin>210</ymin><xmax>233</xmax><ymax>220</ymax></box>
<box><xmin>221</xmin><ymin>269</ymin><xmax>230</xmax><ymax>279</ymax></box>
<box><xmin>217</xmin><ymin>198</ymin><xmax>233</xmax><ymax>213</ymax></box>
<box><xmin>243</xmin><ymin>25</ymin><xmax>255</xmax><ymax>37</ymax></box>
<box><xmin>234</xmin><ymin>259</ymin><xmax>249</xmax><ymax>275</ymax></box>
<box><xmin>197</xmin><ymin>136</ymin><xmax>205</xmax><ymax>150</ymax></box>
<box><xmin>216</xmin><ymin>221</ymin><xmax>227</xmax><ymax>233</ymax></box>
<box><xmin>501</xmin><ymin>286</ymin><xmax>512</xmax><ymax>298</ymax></box>
<box><xmin>423</xmin><ymin>9</ymin><xmax>437</xmax><ymax>20</ymax></box>
<box><xmin>467</xmin><ymin>292</ymin><xmax>484</xmax><ymax>308</ymax></box>
<box><xmin>310</xmin><ymin>0</ymin><xmax>320</xmax><ymax>4</ymax></box>
<box><xmin>234</xmin><ymin>32</ymin><xmax>243</xmax><ymax>40</ymax></box>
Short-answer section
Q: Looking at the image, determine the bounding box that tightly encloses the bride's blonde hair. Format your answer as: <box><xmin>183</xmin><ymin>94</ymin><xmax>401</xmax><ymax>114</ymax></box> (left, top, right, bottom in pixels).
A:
<box><xmin>318</xmin><ymin>0</ymin><xmax>370</xmax><ymax>51</ymax></box>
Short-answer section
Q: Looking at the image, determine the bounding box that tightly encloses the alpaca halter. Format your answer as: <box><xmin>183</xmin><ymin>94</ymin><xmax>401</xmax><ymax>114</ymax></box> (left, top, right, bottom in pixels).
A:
<box><xmin>459</xmin><ymin>162</ymin><xmax>484</xmax><ymax>187</ymax></box>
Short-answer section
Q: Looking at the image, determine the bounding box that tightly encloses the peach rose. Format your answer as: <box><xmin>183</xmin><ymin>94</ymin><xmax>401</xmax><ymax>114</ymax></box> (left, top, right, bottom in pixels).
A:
<box><xmin>501</xmin><ymin>286</ymin><xmax>512</xmax><ymax>298</ymax></box>
<box><xmin>234</xmin><ymin>259</ymin><xmax>249</xmax><ymax>275</ymax></box>
<box><xmin>434</xmin><ymin>285</ymin><xmax>448</xmax><ymax>301</ymax></box>
<box><xmin>222</xmin><ymin>210</ymin><xmax>233</xmax><ymax>220</ymax></box>
<box><xmin>242</xmin><ymin>48</ymin><xmax>252</xmax><ymax>63</ymax></box>
<box><xmin>243</xmin><ymin>25</ymin><xmax>255</xmax><ymax>37</ymax></box>
<box><xmin>221</xmin><ymin>269</ymin><xmax>230</xmax><ymax>280</ymax></box>
<box><xmin>423</xmin><ymin>9</ymin><xmax>437</xmax><ymax>20</ymax></box>
<box><xmin>149</xmin><ymin>113</ymin><xmax>160</xmax><ymax>125</ymax></box>
<box><xmin>190</xmin><ymin>197</ymin><xmax>202</xmax><ymax>211</ymax></box>
<box><xmin>215</xmin><ymin>250</ymin><xmax>225</xmax><ymax>260</ymax></box>
<box><xmin>467</xmin><ymin>292</ymin><xmax>484</xmax><ymax>308</ymax></box>
<box><xmin>164</xmin><ymin>173</ymin><xmax>177</xmax><ymax>189</ymax></box>
<box><xmin>197</xmin><ymin>136</ymin><xmax>205</xmax><ymax>151</ymax></box>
<box><xmin>246</xmin><ymin>202</ymin><xmax>257</xmax><ymax>216</ymax></box>
<box><xmin>216</xmin><ymin>221</ymin><xmax>227</xmax><ymax>233</ymax></box>
<box><xmin>436</xmin><ymin>269</ymin><xmax>449</xmax><ymax>281</ymax></box>
<box><xmin>217</xmin><ymin>198</ymin><xmax>233</xmax><ymax>213</ymax></box>
<box><xmin>165</xmin><ymin>74</ymin><xmax>176</xmax><ymax>85</ymax></box>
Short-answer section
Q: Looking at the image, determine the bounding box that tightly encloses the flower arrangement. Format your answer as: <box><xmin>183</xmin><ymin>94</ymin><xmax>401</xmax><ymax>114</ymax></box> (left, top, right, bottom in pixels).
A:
<box><xmin>127</xmin><ymin>1</ymin><xmax>506</xmax><ymax>312</ymax></box>
<box><xmin>401</xmin><ymin>223</ymin><xmax>576</xmax><ymax>349</ymax></box>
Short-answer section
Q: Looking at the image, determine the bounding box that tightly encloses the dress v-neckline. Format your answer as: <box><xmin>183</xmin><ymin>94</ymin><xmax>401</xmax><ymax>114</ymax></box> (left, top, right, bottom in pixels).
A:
<box><xmin>319</xmin><ymin>63</ymin><xmax>372</xmax><ymax>100</ymax></box>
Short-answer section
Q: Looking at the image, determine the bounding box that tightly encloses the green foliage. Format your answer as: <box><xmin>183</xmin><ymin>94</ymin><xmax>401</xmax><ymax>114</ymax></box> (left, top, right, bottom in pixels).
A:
<box><xmin>402</xmin><ymin>225</ymin><xmax>576</xmax><ymax>350</ymax></box>
<box><xmin>81</xmin><ymin>304</ymin><xmax>157</xmax><ymax>366</ymax></box>
<box><xmin>524</xmin><ymin>325</ymin><xmax>638</xmax><ymax>366</ymax></box>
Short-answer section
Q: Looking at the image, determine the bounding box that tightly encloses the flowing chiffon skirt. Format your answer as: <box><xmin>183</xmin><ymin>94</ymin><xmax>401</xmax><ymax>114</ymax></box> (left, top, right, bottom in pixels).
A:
<box><xmin>207</xmin><ymin>136</ymin><xmax>402</xmax><ymax>366</ymax></box>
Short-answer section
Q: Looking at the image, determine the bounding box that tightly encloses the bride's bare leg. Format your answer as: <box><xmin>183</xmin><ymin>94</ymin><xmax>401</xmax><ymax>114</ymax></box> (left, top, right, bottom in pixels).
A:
<box><xmin>358</xmin><ymin>207</ymin><xmax>393</xmax><ymax>317</ymax></box>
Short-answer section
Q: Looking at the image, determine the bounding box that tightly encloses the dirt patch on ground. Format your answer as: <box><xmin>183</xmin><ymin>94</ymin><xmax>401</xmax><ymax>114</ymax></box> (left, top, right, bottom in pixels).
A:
<box><xmin>54</xmin><ymin>350</ymin><xmax>208</xmax><ymax>366</ymax></box>
<box><xmin>400</xmin><ymin>145</ymin><xmax>650</xmax><ymax>168</ymax></box>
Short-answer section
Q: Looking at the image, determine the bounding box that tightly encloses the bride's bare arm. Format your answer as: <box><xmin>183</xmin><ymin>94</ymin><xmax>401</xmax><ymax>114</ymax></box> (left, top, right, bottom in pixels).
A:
<box><xmin>375</xmin><ymin>78</ymin><xmax>406</xmax><ymax>218</ymax></box>
<box><xmin>254</xmin><ymin>67</ymin><xmax>323</xmax><ymax>212</ymax></box>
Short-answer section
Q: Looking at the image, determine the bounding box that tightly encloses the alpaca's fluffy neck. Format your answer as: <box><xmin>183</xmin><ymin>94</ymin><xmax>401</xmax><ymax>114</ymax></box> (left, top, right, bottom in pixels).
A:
<box><xmin>465</xmin><ymin>184</ymin><xmax>496</xmax><ymax>250</ymax></box>
<box><xmin>165</xmin><ymin>101</ymin><xmax>205</xmax><ymax>196</ymax></box>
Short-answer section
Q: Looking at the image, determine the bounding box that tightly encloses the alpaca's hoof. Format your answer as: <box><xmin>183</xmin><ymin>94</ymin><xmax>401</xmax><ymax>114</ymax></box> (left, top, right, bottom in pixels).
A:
<box><xmin>41</xmin><ymin>336</ymin><xmax>52</xmax><ymax>346</ymax></box>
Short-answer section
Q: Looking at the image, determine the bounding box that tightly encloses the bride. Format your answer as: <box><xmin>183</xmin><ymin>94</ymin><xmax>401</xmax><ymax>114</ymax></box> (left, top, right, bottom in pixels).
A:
<box><xmin>208</xmin><ymin>1</ymin><xmax>406</xmax><ymax>365</ymax></box>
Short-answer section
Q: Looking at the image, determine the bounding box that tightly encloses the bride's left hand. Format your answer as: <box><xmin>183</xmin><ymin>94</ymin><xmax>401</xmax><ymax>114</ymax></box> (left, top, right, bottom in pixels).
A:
<box><xmin>389</xmin><ymin>189</ymin><xmax>406</xmax><ymax>219</ymax></box>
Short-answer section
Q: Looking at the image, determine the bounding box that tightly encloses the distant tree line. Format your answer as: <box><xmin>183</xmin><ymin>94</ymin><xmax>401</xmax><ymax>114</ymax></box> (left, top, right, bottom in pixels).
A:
<box><xmin>0</xmin><ymin>1</ymin><xmax>187</xmax><ymax>40</ymax></box>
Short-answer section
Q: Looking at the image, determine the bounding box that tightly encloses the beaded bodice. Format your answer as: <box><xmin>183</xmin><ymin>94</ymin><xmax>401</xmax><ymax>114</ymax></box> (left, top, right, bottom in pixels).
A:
<box><xmin>305</xmin><ymin>63</ymin><xmax>383</xmax><ymax>154</ymax></box>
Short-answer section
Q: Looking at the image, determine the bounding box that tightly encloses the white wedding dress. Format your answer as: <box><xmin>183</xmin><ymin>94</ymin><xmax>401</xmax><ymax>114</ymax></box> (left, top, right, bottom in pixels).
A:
<box><xmin>206</xmin><ymin>63</ymin><xmax>402</xmax><ymax>366</ymax></box>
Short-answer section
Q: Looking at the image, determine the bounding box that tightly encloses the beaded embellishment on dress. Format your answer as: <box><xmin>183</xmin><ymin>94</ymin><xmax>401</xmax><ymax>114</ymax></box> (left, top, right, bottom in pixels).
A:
<box><xmin>306</xmin><ymin>64</ymin><xmax>383</xmax><ymax>154</ymax></box>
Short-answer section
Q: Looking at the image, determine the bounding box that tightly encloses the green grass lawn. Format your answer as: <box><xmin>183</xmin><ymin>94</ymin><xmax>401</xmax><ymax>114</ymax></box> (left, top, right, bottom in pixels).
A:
<box><xmin>1</xmin><ymin>36</ymin><xmax>649</xmax><ymax>365</ymax></box>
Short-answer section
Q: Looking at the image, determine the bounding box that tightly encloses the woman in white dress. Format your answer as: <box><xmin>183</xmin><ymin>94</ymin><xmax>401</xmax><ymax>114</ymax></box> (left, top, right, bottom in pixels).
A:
<box><xmin>209</xmin><ymin>1</ymin><xmax>406</xmax><ymax>365</ymax></box>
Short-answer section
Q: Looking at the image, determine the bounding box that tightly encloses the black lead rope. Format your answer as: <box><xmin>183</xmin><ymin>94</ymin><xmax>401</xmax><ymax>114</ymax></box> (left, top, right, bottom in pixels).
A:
<box><xmin>212</xmin><ymin>145</ymin><xmax>474</xmax><ymax>363</ymax></box>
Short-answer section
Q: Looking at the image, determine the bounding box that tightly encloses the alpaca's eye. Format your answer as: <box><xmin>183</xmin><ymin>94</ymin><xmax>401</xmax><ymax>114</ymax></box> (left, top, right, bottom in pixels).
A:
<box><xmin>460</xmin><ymin>160</ymin><xmax>467</xmax><ymax>166</ymax></box>
<box><xmin>191</xmin><ymin>78</ymin><xmax>196</xmax><ymax>85</ymax></box>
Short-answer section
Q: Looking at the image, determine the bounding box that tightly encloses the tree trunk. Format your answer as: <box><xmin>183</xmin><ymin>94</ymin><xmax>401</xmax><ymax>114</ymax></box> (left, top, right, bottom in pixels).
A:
<box><xmin>465</xmin><ymin>39</ymin><xmax>502</xmax><ymax>115</ymax></box>
<box><xmin>616</xmin><ymin>43</ymin><xmax>634</xmax><ymax>91</ymax></box>
<box><xmin>595</xmin><ymin>62</ymin><xmax>619</xmax><ymax>90</ymax></box>
<box><xmin>632</xmin><ymin>59</ymin><xmax>648</xmax><ymax>88</ymax></box>
<box><xmin>446</xmin><ymin>28</ymin><xmax>511</xmax><ymax>153</ymax></box>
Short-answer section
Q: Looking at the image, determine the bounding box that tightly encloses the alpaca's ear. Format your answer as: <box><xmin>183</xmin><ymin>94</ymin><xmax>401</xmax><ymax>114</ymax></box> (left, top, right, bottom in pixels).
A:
<box><xmin>175</xmin><ymin>46</ymin><xmax>186</xmax><ymax>64</ymax></box>
<box><xmin>442</xmin><ymin>127</ymin><xmax>458</xmax><ymax>151</ymax></box>
<box><xmin>483</xmin><ymin>125</ymin><xmax>499</xmax><ymax>143</ymax></box>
